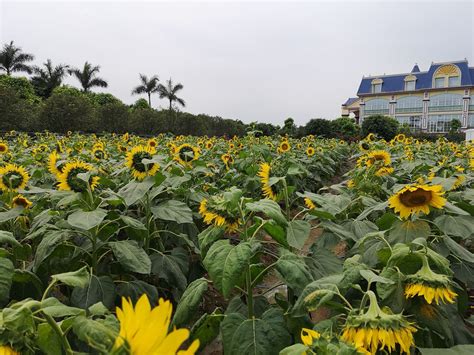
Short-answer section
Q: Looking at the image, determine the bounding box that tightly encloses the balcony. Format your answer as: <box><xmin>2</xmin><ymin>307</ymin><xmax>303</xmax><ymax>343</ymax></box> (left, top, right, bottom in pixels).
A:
<box><xmin>428</xmin><ymin>105</ymin><xmax>463</xmax><ymax>112</ymax></box>
<box><xmin>364</xmin><ymin>109</ymin><xmax>389</xmax><ymax>115</ymax></box>
<box><xmin>395</xmin><ymin>107</ymin><xmax>423</xmax><ymax>114</ymax></box>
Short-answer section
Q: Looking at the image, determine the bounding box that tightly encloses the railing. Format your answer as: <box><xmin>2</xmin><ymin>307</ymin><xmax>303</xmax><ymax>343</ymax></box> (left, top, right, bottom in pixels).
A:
<box><xmin>395</xmin><ymin>107</ymin><xmax>423</xmax><ymax>114</ymax></box>
<box><xmin>428</xmin><ymin>105</ymin><xmax>463</xmax><ymax>112</ymax></box>
<box><xmin>364</xmin><ymin>109</ymin><xmax>389</xmax><ymax>115</ymax></box>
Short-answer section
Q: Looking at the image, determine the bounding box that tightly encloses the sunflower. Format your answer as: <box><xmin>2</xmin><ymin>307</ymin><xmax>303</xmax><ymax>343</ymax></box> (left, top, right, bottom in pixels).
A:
<box><xmin>365</xmin><ymin>150</ymin><xmax>391</xmax><ymax>167</ymax></box>
<box><xmin>341</xmin><ymin>291</ymin><xmax>416</xmax><ymax>354</ymax></box>
<box><xmin>92</xmin><ymin>146</ymin><xmax>107</xmax><ymax>160</ymax></box>
<box><xmin>301</xmin><ymin>328</ymin><xmax>320</xmax><ymax>346</ymax></box>
<box><xmin>0</xmin><ymin>142</ymin><xmax>9</xmax><ymax>154</ymax></box>
<box><xmin>125</xmin><ymin>145</ymin><xmax>160</xmax><ymax>180</ymax></box>
<box><xmin>221</xmin><ymin>153</ymin><xmax>234</xmax><ymax>168</ymax></box>
<box><xmin>114</xmin><ymin>294</ymin><xmax>199</xmax><ymax>355</ymax></box>
<box><xmin>306</xmin><ymin>147</ymin><xmax>315</xmax><ymax>157</ymax></box>
<box><xmin>0</xmin><ymin>164</ymin><xmax>29</xmax><ymax>192</ymax></box>
<box><xmin>0</xmin><ymin>345</ymin><xmax>19</xmax><ymax>355</ymax></box>
<box><xmin>199</xmin><ymin>199</ymin><xmax>240</xmax><ymax>232</ymax></box>
<box><xmin>147</xmin><ymin>138</ymin><xmax>158</xmax><ymax>151</ymax></box>
<box><xmin>57</xmin><ymin>161</ymin><xmax>99</xmax><ymax>192</ymax></box>
<box><xmin>365</xmin><ymin>133</ymin><xmax>376</xmax><ymax>142</ymax></box>
<box><xmin>359</xmin><ymin>141</ymin><xmax>370</xmax><ymax>151</ymax></box>
<box><xmin>279</xmin><ymin>140</ymin><xmax>291</xmax><ymax>153</ymax></box>
<box><xmin>404</xmin><ymin>256</ymin><xmax>457</xmax><ymax>305</ymax></box>
<box><xmin>12</xmin><ymin>194</ymin><xmax>32</xmax><ymax>209</ymax></box>
<box><xmin>388</xmin><ymin>184</ymin><xmax>446</xmax><ymax>219</ymax></box>
<box><xmin>375</xmin><ymin>166</ymin><xmax>394</xmax><ymax>177</ymax></box>
<box><xmin>304</xmin><ymin>197</ymin><xmax>316</xmax><ymax>210</ymax></box>
<box><xmin>257</xmin><ymin>162</ymin><xmax>277</xmax><ymax>201</ymax></box>
<box><xmin>48</xmin><ymin>151</ymin><xmax>65</xmax><ymax>177</ymax></box>
<box><xmin>205</xmin><ymin>140</ymin><xmax>213</xmax><ymax>149</ymax></box>
<box><xmin>175</xmin><ymin>144</ymin><xmax>200</xmax><ymax>166</ymax></box>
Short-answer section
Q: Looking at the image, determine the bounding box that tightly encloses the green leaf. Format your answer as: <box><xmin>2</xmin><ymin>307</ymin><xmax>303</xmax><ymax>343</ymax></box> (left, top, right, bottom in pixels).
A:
<box><xmin>276</xmin><ymin>249</ymin><xmax>313</xmax><ymax>294</ymax></box>
<box><xmin>376</xmin><ymin>267</ymin><xmax>405</xmax><ymax>312</ymax></box>
<box><xmin>51</xmin><ymin>266</ymin><xmax>89</xmax><ymax>288</ymax></box>
<box><xmin>320</xmin><ymin>220</ymin><xmax>357</xmax><ymax>241</ymax></box>
<box><xmin>0</xmin><ymin>257</ymin><xmax>14</xmax><ymax>304</ymax></box>
<box><xmin>280</xmin><ymin>344</ymin><xmax>310</xmax><ymax>355</ymax></box>
<box><xmin>190</xmin><ymin>310</ymin><xmax>224</xmax><ymax>351</ymax></box>
<box><xmin>418</xmin><ymin>345</ymin><xmax>474</xmax><ymax>354</ymax></box>
<box><xmin>0</xmin><ymin>231</ymin><xmax>21</xmax><ymax>247</ymax></box>
<box><xmin>150</xmin><ymin>252</ymin><xmax>187</xmax><ymax>292</ymax></box>
<box><xmin>72</xmin><ymin>316</ymin><xmax>117</xmax><ymax>353</ymax></box>
<box><xmin>37</xmin><ymin>323</ymin><xmax>62</xmax><ymax>355</ymax></box>
<box><xmin>67</xmin><ymin>209</ymin><xmax>107</xmax><ymax>230</ymax></box>
<box><xmin>198</xmin><ymin>226</ymin><xmax>225</xmax><ymax>258</ymax></box>
<box><xmin>434</xmin><ymin>215</ymin><xmax>474</xmax><ymax>239</ymax></box>
<box><xmin>263</xmin><ymin>221</ymin><xmax>288</xmax><ymax>247</ymax></box>
<box><xmin>116</xmin><ymin>280</ymin><xmax>158</xmax><ymax>304</ymax></box>
<box><xmin>109</xmin><ymin>240</ymin><xmax>151</xmax><ymax>274</ymax></box>
<box><xmin>172</xmin><ymin>278</ymin><xmax>208</xmax><ymax>327</ymax></box>
<box><xmin>443</xmin><ymin>236</ymin><xmax>474</xmax><ymax>263</ymax></box>
<box><xmin>389</xmin><ymin>220</ymin><xmax>430</xmax><ymax>243</ymax></box>
<box><xmin>151</xmin><ymin>200</ymin><xmax>193</xmax><ymax>224</ymax></box>
<box><xmin>286</xmin><ymin>220</ymin><xmax>311</xmax><ymax>249</ymax></box>
<box><xmin>202</xmin><ymin>239</ymin><xmax>233</xmax><ymax>292</ymax></box>
<box><xmin>221</xmin><ymin>308</ymin><xmax>291</xmax><ymax>355</ymax></box>
<box><xmin>88</xmin><ymin>302</ymin><xmax>110</xmax><ymax>316</ymax></box>
<box><xmin>305</xmin><ymin>247</ymin><xmax>343</xmax><ymax>280</ymax></box>
<box><xmin>246</xmin><ymin>199</ymin><xmax>288</xmax><ymax>226</ymax></box>
<box><xmin>120</xmin><ymin>215</ymin><xmax>147</xmax><ymax>230</ymax></box>
<box><xmin>221</xmin><ymin>242</ymin><xmax>255</xmax><ymax>298</ymax></box>
<box><xmin>117</xmin><ymin>178</ymin><xmax>155</xmax><ymax>206</ymax></box>
<box><xmin>360</xmin><ymin>269</ymin><xmax>394</xmax><ymax>285</ymax></box>
<box><xmin>0</xmin><ymin>207</ymin><xmax>23</xmax><ymax>223</ymax></box>
<box><xmin>71</xmin><ymin>275</ymin><xmax>115</xmax><ymax>309</ymax></box>
<box><xmin>41</xmin><ymin>297</ymin><xmax>84</xmax><ymax>317</ymax></box>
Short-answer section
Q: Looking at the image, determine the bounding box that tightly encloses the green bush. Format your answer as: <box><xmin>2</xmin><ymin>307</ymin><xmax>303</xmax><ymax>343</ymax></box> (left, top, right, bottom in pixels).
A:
<box><xmin>0</xmin><ymin>74</ymin><xmax>40</xmax><ymax>104</ymax></box>
<box><xmin>39</xmin><ymin>89</ymin><xmax>97</xmax><ymax>133</ymax></box>
<box><xmin>330</xmin><ymin>117</ymin><xmax>359</xmax><ymax>139</ymax></box>
<box><xmin>361</xmin><ymin>115</ymin><xmax>399</xmax><ymax>140</ymax></box>
<box><xmin>97</xmin><ymin>101</ymin><xmax>130</xmax><ymax>133</ymax></box>
<box><xmin>304</xmin><ymin>118</ymin><xmax>333</xmax><ymax>137</ymax></box>
<box><xmin>0</xmin><ymin>84</ymin><xmax>39</xmax><ymax>131</ymax></box>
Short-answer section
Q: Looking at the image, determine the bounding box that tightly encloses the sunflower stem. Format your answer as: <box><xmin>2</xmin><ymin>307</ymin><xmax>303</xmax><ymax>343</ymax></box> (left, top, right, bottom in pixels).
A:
<box><xmin>246</xmin><ymin>267</ymin><xmax>254</xmax><ymax>318</ymax></box>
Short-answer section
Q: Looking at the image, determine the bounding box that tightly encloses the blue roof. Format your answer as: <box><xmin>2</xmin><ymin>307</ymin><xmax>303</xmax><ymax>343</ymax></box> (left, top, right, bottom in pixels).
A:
<box><xmin>357</xmin><ymin>60</ymin><xmax>474</xmax><ymax>95</ymax></box>
<box><xmin>411</xmin><ymin>64</ymin><xmax>420</xmax><ymax>73</ymax></box>
<box><xmin>342</xmin><ymin>97</ymin><xmax>359</xmax><ymax>106</ymax></box>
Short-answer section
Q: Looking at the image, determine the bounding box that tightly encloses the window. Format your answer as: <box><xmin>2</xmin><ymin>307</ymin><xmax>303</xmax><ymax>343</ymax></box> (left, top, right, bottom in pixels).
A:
<box><xmin>469</xmin><ymin>114</ymin><xmax>474</xmax><ymax>128</ymax></box>
<box><xmin>448</xmin><ymin>76</ymin><xmax>460</xmax><ymax>87</ymax></box>
<box><xmin>372</xmin><ymin>83</ymin><xmax>382</xmax><ymax>93</ymax></box>
<box><xmin>434</xmin><ymin>77</ymin><xmax>445</xmax><ymax>88</ymax></box>
<box><xmin>405</xmin><ymin>80</ymin><xmax>416</xmax><ymax>91</ymax></box>
<box><xmin>429</xmin><ymin>94</ymin><xmax>463</xmax><ymax>112</ymax></box>
<box><xmin>396</xmin><ymin>116</ymin><xmax>421</xmax><ymax>129</ymax></box>
<box><xmin>365</xmin><ymin>98</ymin><xmax>389</xmax><ymax>114</ymax></box>
<box><xmin>469</xmin><ymin>95</ymin><xmax>474</xmax><ymax>110</ymax></box>
<box><xmin>427</xmin><ymin>114</ymin><xmax>461</xmax><ymax>133</ymax></box>
<box><xmin>396</xmin><ymin>96</ymin><xmax>423</xmax><ymax>113</ymax></box>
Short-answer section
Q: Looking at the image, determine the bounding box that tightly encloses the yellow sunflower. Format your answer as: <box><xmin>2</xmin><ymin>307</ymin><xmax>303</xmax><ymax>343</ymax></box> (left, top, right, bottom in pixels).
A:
<box><xmin>12</xmin><ymin>194</ymin><xmax>32</xmax><ymax>209</ymax></box>
<box><xmin>57</xmin><ymin>161</ymin><xmax>99</xmax><ymax>192</ymax></box>
<box><xmin>366</xmin><ymin>150</ymin><xmax>391</xmax><ymax>167</ymax></box>
<box><xmin>0</xmin><ymin>164</ymin><xmax>29</xmax><ymax>192</ymax></box>
<box><xmin>92</xmin><ymin>146</ymin><xmax>107</xmax><ymax>160</ymax></box>
<box><xmin>114</xmin><ymin>294</ymin><xmax>199</xmax><ymax>354</ymax></box>
<box><xmin>306</xmin><ymin>147</ymin><xmax>315</xmax><ymax>157</ymax></box>
<box><xmin>199</xmin><ymin>199</ymin><xmax>240</xmax><ymax>232</ymax></box>
<box><xmin>205</xmin><ymin>140</ymin><xmax>213</xmax><ymax>149</ymax></box>
<box><xmin>388</xmin><ymin>184</ymin><xmax>446</xmax><ymax>219</ymax></box>
<box><xmin>279</xmin><ymin>141</ymin><xmax>291</xmax><ymax>153</ymax></box>
<box><xmin>48</xmin><ymin>151</ymin><xmax>65</xmax><ymax>177</ymax></box>
<box><xmin>0</xmin><ymin>142</ymin><xmax>9</xmax><ymax>154</ymax></box>
<box><xmin>125</xmin><ymin>145</ymin><xmax>160</xmax><ymax>180</ymax></box>
<box><xmin>375</xmin><ymin>166</ymin><xmax>394</xmax><ymax>177</ymax></box>
<box><xmin>221</xmin><ymin>153</ymin><xmax>234</xmax><ymax>168</ymax></box>
<box><xmin>147</xmin><ymin>138</ymin><xmax>158</xmax><ymax>151</ymax></box>
<box><xmin>175</xmin><ymin>144</ymin><xmax>200</xmax><ymax>166</ymax></box>
<box><xmin>300</xmin><ymin>328</ymin><xmax>320</xmax><ymax>346</ymax></box>
<box><xmin>0</xmin><ymin>345</ymin><xmax>19</xmax><ymax>355</ymax></box>
<box><xmin>257</xmin><ymin>162</ymin><xmax>277</xmax><ymax>201</ymax></box>
<box><xmin>304</xmin><ymin>197</ymin><xmax>316</xmax><ymax>210</ymax></box>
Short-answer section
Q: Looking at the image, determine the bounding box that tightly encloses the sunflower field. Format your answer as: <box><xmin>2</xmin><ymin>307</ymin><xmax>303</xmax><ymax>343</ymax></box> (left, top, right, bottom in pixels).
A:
<box><xmin>0</xmin><ymin>131</ymin><xmax>473</xmax><ymax>355</ymax></box>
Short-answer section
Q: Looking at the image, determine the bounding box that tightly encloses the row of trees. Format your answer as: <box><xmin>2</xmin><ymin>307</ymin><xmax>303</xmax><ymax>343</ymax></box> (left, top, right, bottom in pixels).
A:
<box><xmin>0</xmin><ymin>41</ymin><xmax>185</xmax><ymax>109</ymax></box>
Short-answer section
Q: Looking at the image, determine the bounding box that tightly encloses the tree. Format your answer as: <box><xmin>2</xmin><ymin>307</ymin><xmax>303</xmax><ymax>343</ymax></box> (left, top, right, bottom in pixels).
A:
<box><xmin>69</xmin><ymin>62</ymin><xmax>108</xmax><ymax>92</ymax></box>
<box><xmin>0</xmin><ymin>41</ymin><xmax>34</xmax><ymax>75</ymax></box>
<box><xmin>30</xmin><ymin>59</ymin><xmax>69</xmax><ymax>98</ymax></box>
<box><xmin>331</xmin><ymin>117</ymin><xmax>359</xmax><ymax>140</ymax></box>
<box><xmin>132</xmin><ymin>74</ymin><xmax>159</xmax><ymax>107</ymax></box>
<box><xmin>158</xmin><ymin>78</ymin><xmax>185</xmax><ymax>111</ymax></box>
<box><xmin>304</xmin><ymin>118</ymin><xmax>333</xmax><ymax>137</ymax></box>
<box><xmin>280</xmin><ymin>117</ymin><xmax>297</xmax><ymax>136</ymax></box>
<box><xmin>361</xmin><ymin>115</ymin><xmax>399</xmax><ymax>141</ymax></box>
<box><xmin>449</xmin><ymin>119</ymin><xmax>462</xmax><ymax>133</ymax></box>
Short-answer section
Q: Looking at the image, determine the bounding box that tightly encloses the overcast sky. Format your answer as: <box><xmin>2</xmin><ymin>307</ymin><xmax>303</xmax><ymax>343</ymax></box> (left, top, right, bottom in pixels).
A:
<box><xmin>1</xmin><ymin>0</ymin><xmax>473</xmax><ymax>125</ymax></box>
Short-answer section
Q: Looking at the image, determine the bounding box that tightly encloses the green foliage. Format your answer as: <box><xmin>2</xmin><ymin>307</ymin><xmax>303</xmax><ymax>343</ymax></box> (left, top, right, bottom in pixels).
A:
<box><xmin>361</xmin><ymin>114</ymin><xmax>399</xmax><ymax>140</ymax></box>
<box><xmin>330</xmin><ymin>117</ymin><xmax>359</xmax><ymax>139</ymax></box>
<box><xmin>0</xmin><ymin>74</ymin><xmax>40</xmax><ymax>103</ymax></box>
<box><xmin>304</xmin><ymin>118</ymin><xmax>333</xmax><ymax>137</ymax></box>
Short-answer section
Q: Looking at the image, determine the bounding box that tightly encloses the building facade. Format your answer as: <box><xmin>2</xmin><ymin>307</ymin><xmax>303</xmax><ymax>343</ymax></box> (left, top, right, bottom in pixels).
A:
<box><xmin>342</xmin><ymin>60</ymin><xmax>474</xmax><ymax>133</ymax></box>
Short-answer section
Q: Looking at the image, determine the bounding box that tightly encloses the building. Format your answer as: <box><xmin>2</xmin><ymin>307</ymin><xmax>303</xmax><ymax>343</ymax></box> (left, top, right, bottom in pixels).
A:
<box><xmin>342</xmin><ymin>60</ymin><xmax>474</xmax><ymax>133</ymax></box>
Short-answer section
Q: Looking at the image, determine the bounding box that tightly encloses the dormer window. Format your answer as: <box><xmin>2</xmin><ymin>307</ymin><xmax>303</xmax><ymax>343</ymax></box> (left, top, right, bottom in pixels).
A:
<box><xmin>404</xmin><ymin>75</ymin><xmax>416</xmax><ymax>91</ymax></box>
<box><xmin>371</xmin><ymin>78</ymin><xmax>383</xmax><ymax>93</ymax></box>
<box><xmin>433</xmin><ymin>64</ymin><xmax>461</xmax><ymax>88</ymax></box>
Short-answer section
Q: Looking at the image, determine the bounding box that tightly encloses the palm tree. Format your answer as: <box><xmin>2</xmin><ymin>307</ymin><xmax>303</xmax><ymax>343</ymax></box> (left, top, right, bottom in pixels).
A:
<box><xmin>158</xmin><ymin>78</ymin><xmax>185</xmax><ymax>111</ymax></box>
<box><xmin>131</xmin><ymin>74</ymin><xmax>159</xmax><ymax>107</ymax></box>
<box><xmin>69</xmin><ymin>62</ymin><xmax>108</xmax><ymax>92</ymax></box>
<box><xmin>0</xmin><ymin>41</ymin><xmax>35</xmax><ymax>75</ymax></box>
<box><xmin>30</xmin><ymin>59</ymin><xmax>69</xmax><ymax>98</ymax></box>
